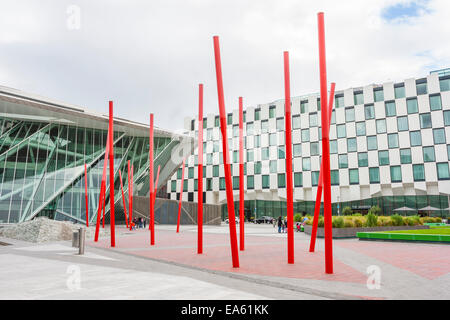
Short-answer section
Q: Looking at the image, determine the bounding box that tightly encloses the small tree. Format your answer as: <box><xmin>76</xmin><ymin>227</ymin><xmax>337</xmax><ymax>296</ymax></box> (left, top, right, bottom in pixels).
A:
<box><xmin>368</xmin><ymin>205</ymin><xmax>382</xmax><ymax>216</ymax></box>
<box><xmin>342</xmin><ymin>206</ymin><xmax>353</xmax><ymax>216</ymax></box>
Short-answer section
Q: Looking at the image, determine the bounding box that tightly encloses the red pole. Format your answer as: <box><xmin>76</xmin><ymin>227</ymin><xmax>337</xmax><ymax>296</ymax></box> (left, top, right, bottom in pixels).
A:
<box><xmin>119</xmin><ymin>170</ymin><xmax>129</xmax><ymax>228</ymax></box>
<box><xmin>176</xmin><ymin>158</ymin><xmax>186</xmax><ymax>233</ymax></box>
<box><xmin>283</xmin><ymin>52</ymin><xmax>294</xmax><ymax>264</ymax></box>
<box><xmin>238</xmin><ymin>96</ymin><xmax>245</xmax><ymax>251</ymax></box>
<box><xmin>128</xmin><ymin>160</ymin><xmax>132</xmax><ymax>229</ymax></box>
<box><xmin>94</xmin><ymin>128</ymin><xmax>110</xmax><ymax>241</ymax></box>
<box><xmin>213</xmin><ymin>35</ymin><xmax>239</xmax><ymax>268</ymax></box>
<box><xmin>131</xmin><ymin>165</ymin><xmax>134</xmax><ymax>229</ymax></box>
<box><xmin>84</xmin><ymin>163</ymin><xmax>89</xmax><ymax>227</ymax></box>
<box><xmin>153</xmin><ymin>165</ymin><xmax>161</xmax><ymax>203</ymax></box>
<box><xmin>149</xmin><ymin>114</ymin><xmax>155</xmax><ymax>244</ymax></box>
<box><xmin>198</xmin><ymin>84</ymin><xmax>204</xmax><ymax>254</ymax></box>
<box><xmin>309</xmin><ymin>83</ymin><xmax>335</xmax><ymax>252</ymax></box>
<box><xmin>318</xmin><ymin>12</ymin><xmax>333</xmax><ymax>274</ymax></box>
<box><xmin>108</xmin><ymin>101</ymin><xmax>116</xmax><ymax>247</ymax></box>
<box><xmin>102</xmin><ymin>193</ymin><xmax>105</xmax><ymax>229</ymax></box>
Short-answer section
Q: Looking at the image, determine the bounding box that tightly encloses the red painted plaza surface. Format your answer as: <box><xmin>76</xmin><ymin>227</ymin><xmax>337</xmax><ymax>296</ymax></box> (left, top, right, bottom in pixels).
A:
<box><xmin>336</xmin><ymin>241</ymin><xmax>450</xmax><ymax>280</ymax></box>
<box><xmin>89</xmin><ymin>226</ymin><xmax>368</xmax><ymax>283</ymax></box>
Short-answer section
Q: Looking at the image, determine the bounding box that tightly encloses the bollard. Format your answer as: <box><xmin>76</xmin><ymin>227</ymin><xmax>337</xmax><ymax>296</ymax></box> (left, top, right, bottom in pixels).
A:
<box><xmin>78</xmin><ymin>228</ymin><xmax>85</xmax><ymax>255</ymax></box>
<box><xmin>72</xmin><ymin>231</ymin><xmax>79</xmax><ymax>248</ymax></box>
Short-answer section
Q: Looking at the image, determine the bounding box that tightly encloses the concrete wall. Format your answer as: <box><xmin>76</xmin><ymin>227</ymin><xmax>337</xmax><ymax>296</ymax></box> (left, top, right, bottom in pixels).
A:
<box><xmin>131</xmin><ymin>196</ymin><xmax>221</xmax><ymax>225</ymax></box>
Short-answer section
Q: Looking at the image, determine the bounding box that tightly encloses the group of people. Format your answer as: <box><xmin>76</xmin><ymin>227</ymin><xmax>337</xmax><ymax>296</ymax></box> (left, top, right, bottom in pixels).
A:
<box><xmin>274</xmin><ymin>213</ymin><xmax>308</xmax><ymax>233</ymax></box>
<box><xmin>130</xmin><ymin>217</ymin><xmax>146</xmax><ymax>230</ymax></box>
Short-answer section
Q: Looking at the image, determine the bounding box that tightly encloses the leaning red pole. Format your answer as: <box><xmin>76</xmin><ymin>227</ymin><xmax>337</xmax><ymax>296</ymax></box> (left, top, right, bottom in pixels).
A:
<box><xmin>127</xmin><ymin>160</ymin><xmax>132</xmax><ymax>229</ymax></box>
<box><xmin>94</xmin><ymin>127</ymin><xmax>110</xmax><ymax>241</ymax></box>
<box><xmin>213</xmin><ymin>35</ymin><xmax>239</xmax><ymax>268</ymax></box>
<box><xmin>318</xmin><ymin>12</ymin><xmax>333</xmax><ymax>274</ymax></box>
<box><xmin>238</xmin><ymin>96</ymin><xmax>245</xmax><ymax>251</ymax></box>
<box><xmin>283</xmin><ymin>52</ymin><xmax>295</xmax><ymax>264</ymax></box>
<box><xmin>153</xmin><ymin>165</ymin><xmax>161</xmax><ymax>206</ymax></box>
<box><xmin>131</xmin><ymin>165</ymin><xmax>134</xmax><ymax>228</ymax></box>
<box><xmin>108</xmin><ymin>101</ymin><xmax>116</xmax><ymax>247</ymax></box>
<box><xmin>149</xmin><ymin>114</ymin><xmax>155</xmax><ymax>244</ymax></box>
<box><xmin>84</xmin><ymin>163</ymin><xmax>89</xmax><ymax>227</ymax></box>
<box><xmin>176</xmin><ymin>158</ymin><xmax>186</xmax><ymax>233</ymax></box>
<box><xmin>197</xmin><ymin>84</ymin><xmax>204</xmax><ymax>254</ymax></box>
<box><xmin>309</xmin><ymin>83</ymin><xmax>335</xmax><ymax>253</ymax></box>
<box><xmin>119</xmin><ymin>170</ymin><xmax>129</xmax><ymax>228</ymax></box>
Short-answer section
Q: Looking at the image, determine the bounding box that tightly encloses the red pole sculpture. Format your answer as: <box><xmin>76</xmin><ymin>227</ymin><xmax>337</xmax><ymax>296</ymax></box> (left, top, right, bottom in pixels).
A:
<box><xmin>119</xmin><ymin>170</ymin><xmax>129</xmax><ymax>228</ymax></box>
<box><xmin>176</xmin><ymin>158</ymin><xmax>186</xmax><ymax>233</ymax></box>
<box><xmin>283</xmin><ymin>52</ymin><xmax>294</xmax><ymax>264</ymax></box>
<box><xmin>238</xmin><ymin>97</ymin><xmax>245</xmax><ymax>251</ymax></box>
<box><xmin>149</xmin><ymin>114</ymin><xmax>155</xmax><ymax>244</ymax></box>
<box><xmin>198</xmin><ymin>84</ymin><xmax>204</xmax><ymax>254</ymax></box>
<box><xmin>102</xmin><ymin>194</ymin><xmax>105</xmax><ymax>229</ymax></box>
<box><xmin>213</xmin><ymin>35</ymin><xmax>239</xmax><ymax>268</ymax></box>
<box><xmin>94</xmin><ymin>127</ymin><xmax>110</xmax><ymax>241</ymax></box>
<box><xmin>84</xmin><ymin>163</ymin><xmax>89</xmax><ymax>227</ymax></box>
<box><xmin>131</xmin><ymin>165</ymin><xmax>134</xmax><ymax>228</ymax></box>
<box><xmin>318</xmin><ymin>12</ymin><xmax>333</xmax><ymax>274</ymax></box>
<box><xmin>108</xmin><ymin>101</ymin><xmax>116</xmax><ymax>247</ymax></box>
<box><xmin>127</xmin><ymin>160</ymin><xmax>132</xmax><ymax>229</ymax></box>
<box><xmin>309</xmin><ymin>83</ymin><xmax>335</xmax><ymax>253</ymax></box>
<box><xmin>153</xmin><ymin>165</ymin><xmax>161</xmax><ymax>204</ymax></box>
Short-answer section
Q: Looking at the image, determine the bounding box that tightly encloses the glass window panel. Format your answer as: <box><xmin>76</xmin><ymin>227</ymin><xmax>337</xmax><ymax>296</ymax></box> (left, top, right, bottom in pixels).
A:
<box><xmin>423</xmin><ymin>146</ymin><xmax>435</xmax><ymax>162</ymax></box>
<box><xmin>247</xmin><ymin>150</ymin><xmax>254</xmax><ymax>162</ymax></box>
<box><xmin>261</xmin><ymin>120</ymin><xmax>268</xmax><ymax>133</ymax></box>
<box><xmin>269</xmin><ymin>133</ymin><xmax>277</xmax><ymax>146</ymax></box>
<box><xmin>213</xmin><ymin>165</ymin><xmax>219</xmax><ymax>177</ymax></box>
<box><xmin>364</xmin><ymin>104</ymin><xmax>375</xmax><ymax>120</ymax></box>
<box><xmin>388</xmin><ymin>133</ymin><xmax>399</xmax><ymax>148</ymax></box>
<box><xmin>247</xmin><ymin>176</ymin><xmax>254</xmax><ymax>189</ymax></box>
<box><xmin>385</xmin><ymin>101</ymin><xmax>396</xmax><ymax>117</ymax></box>
<box><xmin>254</xmin><ymin>135</ymin><xmax>260</xmax><ymax>148</ymax></box>
<box><xmin>254</xmin><ymin>161</ymin><xmax>262</xmax><ymax>174</ymax></box>
<box><xmin>219</xmin><ymin>177</ymin><xmax>226</xmax><ymax>190</ymax></box>
<box><xmin>349</xmin><ymin>169</ymin><xmax>359</xmax><ymax>184</ymax></box>
<box><xmin>339</xmin><ymin>154</ymin><xmax>348</xmax><ymax>169</ymax></box>
<box><xmin>440</xmin><ymin>78</ymin><xmax>450</xmax><ymax>92</ymax></box>
<box><xmin>378</xmin><ymin>150</ymin><xmax>390</xmax><ymax>166</ymax></box>
<box><xmin>276</xmin><ymin>118</ymin><xmax>284</xmax><ymax>131</ymax></box>
<box><xmin>335</xmin><ymin>95</ymin><xmax>344</xmax><ymax>108</ymax></box>
<box><xmin>376</xmin><ymin>119</ymin><xmax>387</xmax><ymax>134</ymax></box>
<box><xmin>277</xmin><ymin>173</ymin><xmax>286</xmax><ymax>188</ymax></box>
<box><xmin>433</xmin><ymin>128</ymin><xmax>446</xmax><ymax>144</ymax></box>
<box><xmin>345</xmin><ymin>108</ymin><xmax>355</xmax><ymax>122</ymax></box>
<box><xmin>293</xmin><ymin>144</ymin><xmax>301</xmax><ymax>157</ymax></box>
<box><xmin>269</xmin><ymin>106</ymin><xmax>276</xmax><ymax>118</ymax></box>
<box><xmin>358</xmin><ymin>152</ymin><xmax>368</xmax><ymax>167</ymax></box>
<box><xmin>188</xmin><ymin>167</ymin><xmax>194</xmax><ymax>179</ymax></box>
<box><xmin>410</xmin><ymin>131</ymin><xmax>422</xmax><ymax>146</ymax></box>
<box><xmin>255</xmin><ymin>109</ymin><xmax>261</xmax><ymax>121</ymax></box>
<box><xmin>397</xmin><ymin>116</ymin><xmax>409</xmax><ymax>131</ymax></box>
<box><xmin>347</xmin><ymin>138</ymin><xmax>357</xmax><ymax>152</ymax></box>
<box><xmin>354</xmin><ymin>92</ymin><xmax>364</xmax><ymax>105</ymax></box>
<box><xmin>337</xmin><ymin>124</ymin><xmax>346</xmax><ymax>138</ymax></box>
<box><xmin>302</xmin><ymin>158</ymin><xmax>311</xmax><ymax>171</ymax></box>
<box><xmin>420</xmin><ymin>113</ymin><xmax>432</xmax><ymax>129</ymax></box>
<box><xmin>309</xmin><ymin>113</ymin><xmax>318</xmax><ymax>127</ymax></box>
<box><xmin>400</xmin><ymin>148</ymin><xmax>412</xmax><ymax>164</ymax></box>
<box><xmin>246</xmin><ymin>122</ymin><xmax>254</xmax><ymax>135</ymax></box>
<box><xmin>310</xmin><ymin>142</ymin><xmax>319</xmax><ymax>156</ymax></box>
<box><xmin>394</xmin><ymin>84</ymin><xmax>405</xmax><ymax>99</ymax></box>
<box><xmin>262</xmin><ymin>175</ymin><xmax>270</xmax><ymax>188</ymax></box>
<box><xmin>331</xmin><ymin>170</ymin><xmax>339</xmax><ymax>185</ymax></box>
<box><xmin>330</xmin><ymin>140</ymin><xmax>338</xmax><ymax>154</ymax></box>
<box><xmin>367</xmin><ymin>136</ymin><xmax>378</xmax><ymax>150</ymax></box>
<box><xmin>356</xmin><ymin>122</ymin><xmax>366</xmax><ymax>136</ymax></box>
<box><xmin>278</xmin><ymin>146</ymin><xmax>285</xmax><ymax>159</ymax></box>
<box><xmin>429</xmin><ymin>94</ymin><xmax>442</xmax><ymax>111</ymax></box>
<box><xmin>300</xmin><ymin>100</ymin><xmax>309</xmax><ymax>114</ymax></box>
<box><xmin>413</xmin><ymin>164</ymin><xmax>425</xmax><ymax>181</ymax></box>
<box><xmin>407</xmin><ymin>98</ymin><xmax>418</xmax><ymax>114</ymax></box>
<box><xmin>374</xmin><ymin>89</ymin><xmax>384</xmax><ymax>102</ymax></box>
<box><xmin>261</xmin><ymin>147</ymin><xmax>269</xmax><ymax>160</ymax></box>
<box><xmin>416</xmin><ymin>81</ymin><xmax>427</xmax><ymax>95</ymax></box>
<box><xmin>444</xmin><ymin>111</ymin><xmax>450</xmax><ymax>126</ymax></box>
<box><xmin>369</xmin><ymin>167</ymin><xmax>380</xmax><ymax>183</ymax></box>
<box><xmin>390</xmin><ymin>166</ymin><xmax>402</xmax><ymax>182</ymax></box>
<box><xmin>292</xmin><ymin>115</ymin><xmax>300</xmax><ymax>130</ymax></box>
<box><xmin>294</xmin><ymin>172</ymin><xmax>303</xmax><ymax>187</ymax></box>
<box><xmin>437</xmin><ymin>163</ymin><xmax>450</xmax><ymax>180</ymax></box>
<box><xmin>269</xmin><ymin>160</ymin><xmax>277</xmax><ymax>173</ymax></box>
<box><xmin>302</xmin><ymin>129</ymin><xmax>310</xmax><ymax>142</ymax></box>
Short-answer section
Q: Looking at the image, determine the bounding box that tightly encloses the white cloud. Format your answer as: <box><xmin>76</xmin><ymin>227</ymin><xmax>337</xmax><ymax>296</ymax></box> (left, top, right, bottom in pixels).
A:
<box><xmin>0</xmin><ymin>0</ymin><xmax>448</xmax><ymax>131</ymax></box>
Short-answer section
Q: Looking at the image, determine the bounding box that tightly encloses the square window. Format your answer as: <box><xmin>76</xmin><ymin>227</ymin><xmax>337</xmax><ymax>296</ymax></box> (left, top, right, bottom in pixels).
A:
<box><xmin>440</xmin><ymin>77</ymin><xmax>450</xmax><ymax>92</ymax></box>
<box><xmin>437</xmin><ymin>163</ymin><xmax>450</xmax><ymax>180</ymax></box>
<box><xmin>349</xmin><ymin>169</ymin><xmax>359</xmax><ymax>184</ymax></box>
<box><xmin>292</xmin><ymin>115</ymin><xmax>301</xmax><ymax>129</ymax></box>
<box><xmin>416</xmin><ymin>80</ymin><xmax>427</xmax><ymax>95</ymax></box>
<box><xmin>312</xmin><ymin>171</ymin><xmax>320</xmax><ymax>186</ymax></box>
<box><xmin>394</xmin><ymin>84</ymin><xmax>405</xmax><ymax>99</ymax></box>
<box><xmin>262</xmin><ymin>175</ymin><xmax>270</xmax><ymax>188</ymax></box>
<box><xmin>214</xmin><ymin>116</ymin><xmax>219</xmax><ymax>127</ymax></box>
<box><xmin>278</xmin><ymin>146</ymin><xmax>285</xmax><ymax>159</ymax></box>
<box><xmin>365</xmin><ymin>104</ymin><xmax>375</xmax><ymax>120</ymax></box>
<box><xmin>444</xmin><ymin>111</ymin><xmax>450</xmax><ymax>126</ymax></box>
<box><xmin>388</xmin><ymin>133</ymin><xmax>399</xmax><ymax>149</ymax></box>
<box><xmin>293</xmin><ymin>144</ymin><xmax>302</xmax><ymax>157</ymax></box>
<box><xmin>420</xmin><ymin>113</ymin><xmax>432</xmax><ymax>129</ymax></box>
<box><xmin>276</xmin><ymin>117</ymin><xmax>284</xmax><ymax>131</ymax></box>
<box><xmin>269</xmin><ymin>133</ymin><xmax>277</xmax><ymax>146</ymax></box>
<box><xmin>269</xmin><ymin>106</ymin><xmax>276</xmax><ymax>118</ymax></box>
<box><xmin>358</xmin><ymin>152</ymin><xmax>368</xmax><ymax>167</ymax></box>
<box><xmin>302</xmin><ymin>129</ymin><xmax>310</xmax><ymax>142</ymax></box>
<box><xmin>433</xmin><ymin>128</ymin><xmax>446</xmax><ymax>144</ymax></box>
<box><xmin>413</xmin><ymin>164</ymin><xmax>425</xmax><ymax>181</ymax></box>
<box><xmin>206</xmin><ymin>178</ymin><xmax>212</xmax><ymax>191</ymax></box>
<box><xmin>423</xmin><ymin>146</ymin><xmax>435</xmax><ymax>162</ymax></box>
<box><xmin>278</xmin><ymin>173</ymin><xmax>286</xmax><ymax>188</ymax></box>
<box><xmin>300</xmin><ymin>100</ymin><xmax>309</xmax><ymax>114</ymax></box>
<box><xmin>339</xmin><ymin>154</ymin><xmax>348</xmax><ymax>169</ymax></box>
<box><xmin>354</xmin><ymin>92</ymin><xmax>364</xmax><ymax>105</ymax></box>
<box><xmin>376</xmin><ymin>119</ymin><xmax>387</xmax><ymax>134</ymax></box>
<box><xmin>171</xmin><ymin>180</ymin><xmax>177</xmax><ymax>192</ymax></box>
<box><xmin>188</xmin><ymin>167</ymin><xmax>194</xmax><ymax>178</ymax></box>
<box><xmin>448</xmin><ymin>145</ymin><xmax>450</xmax><ymax>161</ymax></box>
<box><xmin>247</xmin><ymin>176</ymin><xmax>254</xmax><ymax>189</ymax></box>
<box><xmin>331</xmin><ymin>170</ymin><xmax>340</xmax><ymax>185</ymax></box>
<box><xmin>374</xmin><ymin>88</ymin><xmax>384</xmax><ymax>102</ymax></box>
<box><xmin>330</xmin><ymin>140</ymin><xmax>338</xmax><ymax>154</ymax></box>
<box><xmin>397</xmin><ymin>116</ymin><xmax>409</xmax><ymax>131</ymax></box>
<box><xmin>400</xmin><ymin>148</ymin><xmax>412</xmax><ymax>164</ymax></box>
<box><xmin>337</xmin><ymin>124</ymin><xmax>346</xmax><ymax>138</ymax></box>
<box><xmin>367</xmin><ymin>136</ymin><xmax>378</xmax><ymax>150</ymax></box>
<box><xmin>410</xmin><ymin>131</ymin><xmax>422</xmax><ymax>146</ymax></box>
<box><xmin>261</xmin><ymin>120</ymin><xmax>268</xmax><ymax>133</ymax></box>
<box><xmin>261</xmin><ymin>147</ymin><xmax>269</xmax><ymax>160</ymax></box>
<box><xmin>378</xmin><ymin>150</ymin><xmax>390</xmax><ymax>166</ymax></box>
<box><xmin>303</xmin><ymin>158</ymin><xmax>311</xmax><ymax>171</ymax></box>
<box><xmin>246</xmin><ymin>122</ymin><xmax>254</xmax><ymax>135</ymax></box>
<box><xmin>255</xmin><ymin>109</ymin><xmax>261</xmax><ymax>121</ymax></box>
<box><xmin>429</xmin><ymin>94</ymin><xmax>442</xmax><ymax>111</ymax></box>
<box><xmin>345</xmin><ymin>108</ymin><xmax>355</xmax><ymax>122</ymax></box>
<box><xmin>385</xmin><ymin>101</ymin><xmax>396</xmax><ymax>117</ymax></box>
<box><xmin>247</xmin><ymin>150</ymin><xmax>254</xmax><ymax>162</ymax></box>
<box><xmin>390</xmin><ymin>166</ymin><xmax>402</xmax><ymax>182</ymax></box>
<box><xmin>407</xmin><ymin>98</ymin><xmax>418</xmax><ymax>114</ymax></box>
<box><xmin>310</xmin><ymin>142</ymin><xmax>320</xmax><ymax>156</ymax></box>
<box><xmin>233</xmin><ymin>124</ymin><xmax>239</xmax><ymax>137</ymax></box>
<box><xmin>213</xmin><ymin>165</ymin><xmax>219</xmax><ymax>177</ymax></box>
<box><xmin>356</xmin><ymin>122</ymin><xmax>366</xmax><ymax>136</ymax></box>
<box><xmin>369</xmin><ymin>167</ymin><xmax>380</xmax><ymax>183</ymax></box>
<box><xmin>254</xmin><ymin>135</ymin><xmax>261</xmax><ymax>148</ymax></box>
<box><xmin>335</xmin><ymin>95</ymin><xmax>344</xmax><ymax>108</ymax></box>
<box><xmin>347</xmin><ymin>138</ymin><xmax>357</xmax><ymax>152</ymax></box>
<box><xmin>310</xmin><ymin>113</ymin><xmax>318</xmax><ymax>127</ymax></box>
<box><xmin>254</xmin><ymin>161</ymin><xmax>262</xmax><ymax>174</ymax></box>
<box><xmin>227</xmin><ymin>113</ymin><xmax>233</xmax><ymax>124</ymax></box>
<box><xmin>269</xmin><ymin>160</ymin><xmax>277</xmax><ymax>173</ymax></box>
<box><xmin>294</xmin><ymin>172</ymin><xmax>303</xmax><ymax>187</ymax></box>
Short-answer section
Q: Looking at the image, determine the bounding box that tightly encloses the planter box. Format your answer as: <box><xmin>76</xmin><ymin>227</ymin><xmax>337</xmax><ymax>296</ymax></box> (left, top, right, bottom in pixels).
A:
<box><xmin>303</xmin><ymin>224</ymin><xmax>430</xmax><ymax>239</ymax></box>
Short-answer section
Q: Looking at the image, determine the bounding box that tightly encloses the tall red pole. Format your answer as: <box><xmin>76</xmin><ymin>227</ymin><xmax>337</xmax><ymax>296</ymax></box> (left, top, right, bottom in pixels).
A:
<box><xmin>84</xmin><ymin>163</ymin><xmax>89</xmax><ymax>227</ymax></box>
<box><xmin>176</xmin><ymin>158</ymin><xmax>186</xmax><ymax>233</ymax></box>
<box><xmin>102</xmin><ymin>194</ymin><xmax>105</xmax><ymax>229</ymax></box>
<box><xmin>119</xmin><ymin>170</ymin><xmax>129</xmax><ymax>228</ymax></box>
<box><xmin>318</xmin><ymin>12</ymin><xmax>333</xmax><ymax>274</ymax></box>
<box><xmin>283</xmin><ymin>52</ymin><xmax>294</xmax><ymax>264</ymax></box>
<box><xmin>94</xmin><ymin>128</ymin><xmax>110</xmax><ymax>241</ymax></box>
<box><xmin>149</xmin><ymin>114</ymin><xmax>155</xmax><ymax>244</ymax></box>
<box><xmin>108</xmin><ymin>101</ymin><xmax>116</xmax><ymax>247</ymax></box>
<box><xmin>127</xmin><ymin>160</ymin><xmax>132</xmax><ymax>229</ymax></box>
<box><xmin>238</xmin><ymin>96</ymin><xmax>245</xmax><ymax>251</ymax></box>
<box><xmin>213</xmin><ymin>35</ymin><xmax>239</xmax><ymax>268</ymax></box>
<box><xmin>309</xmin><ymin>83</ymin><xmax>335</xmax><ymax>252</ymax></box>
<box><xmin>131</xmin><ymin>165</ymin><xmax>134</xmax><ymax>229</ymax></box>
<box><xmin>153</xmin><ymin>165</ymin><xmax>161</xmax><ymax>203</ymax></box>
<box><xmin>197</xmin><ymin>84</ymin><xmax>204</xmax><ymax>254</ymax></box>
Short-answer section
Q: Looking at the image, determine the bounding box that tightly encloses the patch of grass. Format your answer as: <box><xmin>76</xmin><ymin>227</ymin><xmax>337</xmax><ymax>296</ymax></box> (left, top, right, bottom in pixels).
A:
<box><xmin>379</xmin><ymin>228</ymin><xmax>450</xmax><ymax>235</ymax></box>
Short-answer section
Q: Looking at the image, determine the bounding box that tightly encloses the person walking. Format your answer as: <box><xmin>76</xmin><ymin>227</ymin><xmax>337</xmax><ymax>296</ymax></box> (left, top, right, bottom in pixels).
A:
<box><xmin>144</xmin><ymin>218</ymin><xmax>146</xmax><ymax>229</ymax></box>
<box><xmin>277</xmin><ymin>216</ymin><xmax>282</xmax><ymax>233</ymax></box>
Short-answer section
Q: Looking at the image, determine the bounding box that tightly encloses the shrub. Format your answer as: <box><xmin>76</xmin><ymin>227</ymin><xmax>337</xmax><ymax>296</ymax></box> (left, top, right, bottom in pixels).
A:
<box><xmin>391</xmin><ymin>214</ymin><xmax>405</xmax><ymax>226</ymax></box>
<box><xmin>294</xmin><ymin>213</ymin><xmax>302</xmax><ymax>222</ymax></box>
<box><xmin>352</xmin><ymin>213</ymin><xmax>362</xmax><ymax>217</ymax></box>
<box><xmin>407</xmin><ymin>215</ymin><xmax>421</xmax><ymax>226</ymax></box>
<box><xmin>368</xmin><ymin>206</ymin><xmax>382</xmax><ymax>216</ymax></box>
<box><xmin>305</xmin><ymin>219</ymin><xmax>313</xmax><ymax>225</ymax></box>
<box><xmin>365</xmin><ymin>213</ymin><xmax>378</xmax><ymax>227</ymax></box>
<box><xmin>353</xmin><ymin>217</ymin><xmax>364</xmax><ymax>228</ymax></box>
<box><xmin>342</xmin><ymin>207</ymin><xmax>353</xmax><ymax>215</ymax></box>
<box><xmin>318</xmin><ymin>218</ymin><xmax>324</xmax><ymax>228</ymax></box>
<box><xmin>332</xmin><ymin>217</ymin><xmax>345</xmax><ymax>228</ymax></box>
<box><xmin>379</xmin><ymin>216</ymin><xmax>393</xmax><ymax>226</ymax></box>
<box><xmin>435</xmin><ymin>217</ymin><xmax>442</xmax><ymax>223</ymax></box>
<box><xmin>344</xmin><ymin>219</ymin><xmax>355</xmax><ymax>228</ymax></box>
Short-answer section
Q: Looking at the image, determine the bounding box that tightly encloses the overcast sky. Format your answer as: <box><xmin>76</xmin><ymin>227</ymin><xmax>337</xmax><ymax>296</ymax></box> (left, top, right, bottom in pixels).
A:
<box><xmin>0</xmin><ymin>0</ymin><xmax>448</xmax><ymax>132</ymax></box>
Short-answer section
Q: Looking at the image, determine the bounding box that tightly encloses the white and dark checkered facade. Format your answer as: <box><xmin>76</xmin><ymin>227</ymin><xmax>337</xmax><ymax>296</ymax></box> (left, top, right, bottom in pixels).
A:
<box><xmin>167</xmin><ymin>71</ymin><xmax>450</xmax><ymax>213</ymax></box>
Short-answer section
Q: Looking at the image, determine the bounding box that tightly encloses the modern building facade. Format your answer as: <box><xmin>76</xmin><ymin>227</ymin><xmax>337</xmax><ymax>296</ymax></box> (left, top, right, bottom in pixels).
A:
<box><xmin>0</xmin><ymin>86</ymin><xmax>191</xmax><ymax>225</ymax></box>
<box><xmin>167</xmin><ymin>70</ymin><xmax>450</xmax><ymax>219</ymax></box>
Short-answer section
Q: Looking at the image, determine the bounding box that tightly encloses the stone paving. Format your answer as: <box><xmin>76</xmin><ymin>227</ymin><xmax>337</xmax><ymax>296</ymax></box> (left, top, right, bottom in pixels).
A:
<box><xmin>1</xmin><ymin>223</ymin><xmax>449</xmax><ymax>299</ymax></box>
